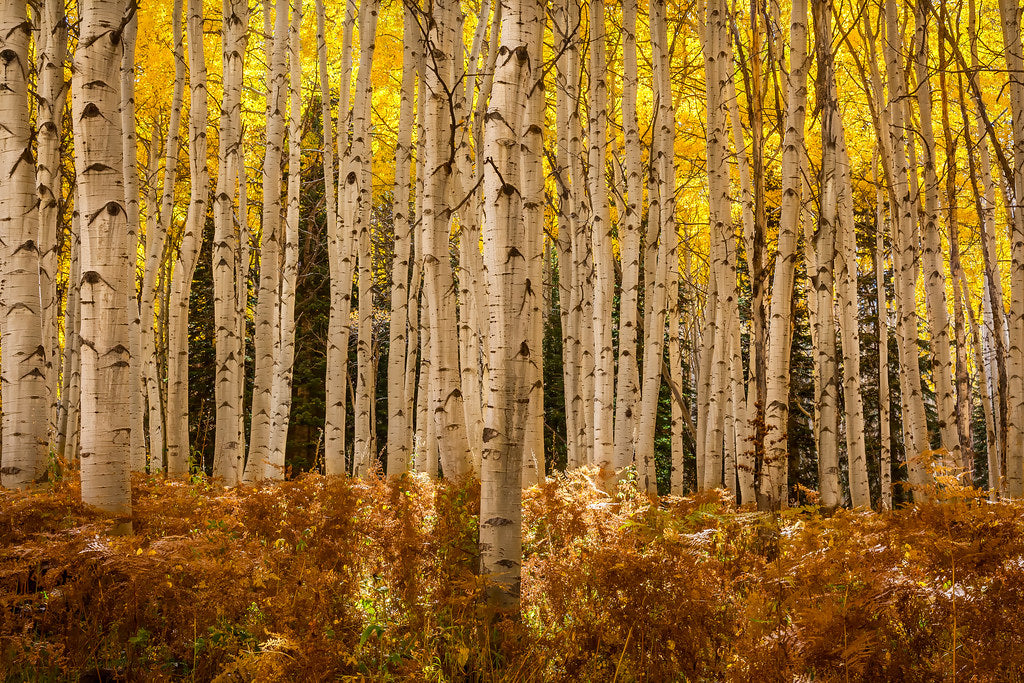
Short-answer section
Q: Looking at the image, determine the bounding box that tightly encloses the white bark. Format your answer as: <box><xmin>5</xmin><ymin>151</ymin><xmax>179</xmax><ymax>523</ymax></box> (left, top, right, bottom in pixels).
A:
<box><xmin>73</xmin><ymin>0</ymin><xmax>133</xmax><ymax>519</ymax></box>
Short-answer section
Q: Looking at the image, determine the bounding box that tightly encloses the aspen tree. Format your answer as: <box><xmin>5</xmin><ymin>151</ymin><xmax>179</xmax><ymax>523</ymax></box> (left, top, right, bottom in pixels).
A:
<box><xmin>635</xmin><ymin>0</ymin><xmax>674</xmax><ymax>495</ymax></box>
<box><xmin>36</xmin><ymin>0</ymin><xmax>67</xmax><ymax>452</ymax></box>
<box><xmin>552</xmin><ymin>0</ymin><xmax>578</xmax><ymax>469</ymax></box>
<box><xmin>121</xmin><ymin>5</ymin><xmax>147</xmax><ymax>473</ymax></box>
<box><xmin>882</xmin><ymin>0</ymin><xmax>930</xmax><ymax>488</ymax></box>
<box><xmin>0</xmin><ymin>0</ymin><xmax>47</xmax><ymax>487</ymax></box>
<box><xmin>810</xmin><ymin>0</ymin><xmax>841</xmax><ymax>507</ymax></box>
<box><xmin>267</xmin><ymin>0</ymin><xmax>303</xmax><ymax>477</ymax></box>
<box><xmin>139</xmin><ymin>0</ymin><xmax>185</xmax><ymax>473</ymax></box>
<box><xmin>352</xmin><ymin>0</ymin><xmax>380</xmax><ymax>477</ymax></box>
<box><xmin>166</xmin><ymin>0</ymin><xmax>210</xmax><ymax>477</ymax></box>
<box><xmin>836</xmin><ymin>127</ymin><xmax>869</xmax><ymax>507</ymax></box>
<box><xmin>875</xmin><ymin>167</ymin><xmax>892</xmax><ymax>510</ymax></box>
<box><xmin>997</xmin><ymin>0</ymin><xmax>1024</xmax><ymax>496</ymax></box>
<box><xmin>588</xmin><ymin>0</ymin><xmax>615</xmax><ymax>476</ymax></box>
<box><xmin>421</xmin><ymin>0</ymin><xmax>473</xmax><ymax>478</ymax></box>
<box><xmin>611</xmin><ymin>0</ymin><xmax>643</xmax><ymax>477</ymax></box>
<box><xmin>480</xmin><ymin>0</ymin><xmax>542</xmax><ymax>611</ymax></box>
<box><xmin>213</xmin><ymin>0</ymin><xmax>250</xmax><ymax>484</ymax></box>
<box><xmin>74</xmin><ymin>0</ymin><xmax>133</xmax><ymax>519</ymax></box>
<box><xmin>57</xmin><ymin>220</ymin><xmax>81</xmax><ymax>462</ymax></box>
<box><xmin>324</xmin><ymin>0</ymin><xmax>356</xmax><ymax>476</ymax></box>
<box><xmin>911</xmin><ymin>0</ymin><xmax>959</xmax><ymax>468</ymax></box>
<box><xmin>385</xmin><ymin>1</ymin><xmax>418</xmax><ymax>475</ymax></box>
<box><xmin>937</xmin><ymin>13</ymin><xmax>974</xmax><ymax>475</ymax></box>
<box><xmin>761</xmin><ymin>0</ymin><xmax>809</xmax><ymax>509</ymax></box>
<box><xmin>957</xmin><ymin>19</ymin><xmax>1008</xmax><ymax>483</ymax></box>
<box><xmin>520</xmin><ymin>0</ymin><xmax>545</xmax><ymax>487</ymax></box>
<box><xmin>245</xmin><ymin>0</ymin><xmax>289</xmax><ymax>482</ymax></box>
<box><xmin>571</xmin><ymin>0</ymin><xmax>594</xmax><ymax>468</ymax></box>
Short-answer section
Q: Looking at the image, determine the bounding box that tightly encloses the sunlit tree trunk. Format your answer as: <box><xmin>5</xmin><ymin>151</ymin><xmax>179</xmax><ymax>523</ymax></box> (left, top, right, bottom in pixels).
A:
<box><xmin>635</xmin><ymin>0</ymin><xmax>674</xmax><ymax>495</ymax></box>
<box><xmin>760</xmin><ymin>0</ymin><xmax>809</xmax><ymax>510</ymax></box>
<box><xmin>139</xmin><ymin>0</ymin><xmax>184</xmax><ymax>474</ymax></box>
<box><xmin>588</xmin><ymin>0</ymin><xmax>615</xmax><ymax>477</ymax></box>
<box><xmin>882</xmin><ymin>0</ymin><xmax>930</xmax><ymax>488</ymax></box>
<box><xmin>212</xmin><ymin>0</ymin><xmax>249</xmax><ymax>484</ymax></box>
<box><xmin>836</xmin><ymin>127</ymin><xmax>869</xmax><ymax>507</ymax></box>
<box><xmin>911</xmin><ymin>0</ymin><xmax>959</xmax><ymax>469</ymax></box>
<box><xmin>267</xmin><ymin>0</ymin><xmax>303</xmax><ymax>478</ymax></box>
<box><xmin>36</xmin><ymin>0</ymin><xmax>67</xmax><ymax>455</ymax></box>
<box><xmin>120</xmin><ymin>6</ymin><xmax>147</xmax><ymax>473</ymax></box>
<box><xmin>324</xmin><ymin>0</ymin><xmax>356</xmax><ymax>476</ymax></box>
<box><xmin>611</xmin><ymin>0</ymin><xmax>643</xmax><ymax>478</ymax></box>
<box><xmin>875</xmin><ymin>171</ymin><xmax>892</xmax><ymax>510</ymax></box>
<box><xmin>166</xmin><ymin>0</ymin><xmax>210</xmax><ymax>477</ymax></box>
<box><xmin>385</xmin><ymin>1</ymin><xmax>417</xmax><ymax>476</ymax></box>
<box><xmin>352</xmin><ymin>0</ymin><xmax>380</xmax><ymax>477</ymax></box>
<box><xmin>73</xmin><ymin>0</ymin><xmax>133</xmax><ymax>521</ymax></box>
<box><xmin>244</xmin><ymin>0</ymin><xmax>288</xmax><ymax>483</ymax></box>
<box><xmin>421</xmin><ymin>0</ymin><xmax>472</xmax><ymax>478</ymax></box>
<box><xmin>480</xmin><ymin>0</ymin><xmax>541</xmax><ymax>613</ymax></box>
<box><xmin>0</xmin><ymin>0</ymin><xmax>47</xmax><ymax>487</ymax></box>
<box><xmin>997</xmin><ymin>0</ymin><xmax>1024</xmax><ymax>496</ymax></box>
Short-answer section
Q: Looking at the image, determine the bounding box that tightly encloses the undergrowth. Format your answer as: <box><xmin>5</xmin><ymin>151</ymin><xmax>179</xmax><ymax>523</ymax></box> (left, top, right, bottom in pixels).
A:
<box><xmin>1</xmin><ymin>470</ymin><xmax>1023</xmax><ymax>681</ymax></box>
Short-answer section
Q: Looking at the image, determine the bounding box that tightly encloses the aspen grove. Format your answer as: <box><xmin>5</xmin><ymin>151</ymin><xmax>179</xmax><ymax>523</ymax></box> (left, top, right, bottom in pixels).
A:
<box><xmin>5</xmin><ymin>0</ymin><xmax>1024</xmax><ymax>676</ymax></box>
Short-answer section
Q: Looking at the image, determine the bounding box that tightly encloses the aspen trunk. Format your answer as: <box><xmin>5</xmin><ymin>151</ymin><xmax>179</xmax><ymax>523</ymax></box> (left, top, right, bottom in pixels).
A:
<box><xmin>385</xmin><ymin>1</ymin><xmax>418</xmax><ymax>475</ymax></box>
<box><xmin>875</xmin><ymin>172</ymin><xmax>892</xmax><ymax>510</ymax></box>
<box><xmin>352</xmin><ymin>0</ymin><xmax>380</xmax><ymax>477</ymax></box>
<box><xmin>761</xmin><ymin>0</ymin><xmax>809</xmax><ymax>509</ymax></box>
<box><xmin>588</xmin><ymin>0</ymin><xmax>615</xmax><ymax>477</ymax></box>
<box><xmin>997</xmin><ymin>0</ymin><xmax>1024</xmax><ymax>496</ymax></box>
<box><xmin>139</xmin><ymin>0</ymin><xmax>185</xmax><ymax>474</ymax></box>
<box><xmin>324</xmin><ymin>0</ymin><xmax>356</xmax><ymax>476</ymax></box>
<box><xmin>73</xmin><ymin>0</ymin><xmax>133</xmax><ymax>520</ymax></box>
<box><xmin>36</xmin><ymin>0</ymin><xmax>67</xmax><ymax>455</ymax></box>
<box><xmin>635</xmin><ymin>0</ymin><xmax>675</xmax><ymax>495</ymax></box>
<box><xmin>267</xmin><ymin>0</ymin><xmax>303</xmax><ymax>478</ymax></box>
<box><xmin>0</xmin><ymin>0</ymin><xmax>47</xmax><ymax>487</ymax></box>
<box><xmin>911</xmin><ymin>0</ymin><xmax>959</xmax><ymax>469</ymax></box>
<box><xmin>882</xmin><ymin>0</ymin><xmax>930</xmax><ymax>488</ymax></box>
<box><xmin>420</xmin><ymin>0</ymin><xmax>472</xmax><ymax>478</ymax></box>
<box><xmin>244</xmin><ymin>0</ymin><xmax>288</xmax><ymax>483</ymax></box>
<box><xmin>480</xmin><ymin>0</ymin><xmax>541</xmax><ymax>612</ymax></box>
<box><xmin>121</xmin><ymin>6</ymin><xmax>146</xmax><ymax>473</ymax></box>
<box><xmin>212</xmin><ymin>0</ymin><xmax>249</xmax><ymax>484</ymax></box>
<box><xmin>611</xmin><ymin>0</ymin><xmax>643</xmax><ymax>477</ymax></box>
<box><xmin>166</xmin><ymin>0</ymin><xmax>210</xmax><ymax>477</ymax></box>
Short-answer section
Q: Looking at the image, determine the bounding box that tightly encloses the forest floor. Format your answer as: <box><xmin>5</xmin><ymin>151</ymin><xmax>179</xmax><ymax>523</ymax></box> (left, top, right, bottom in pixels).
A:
<box><xmin>1</xmin><ymin>469</ymin><xmax>1023</xmax><ymax>681</ymax></box>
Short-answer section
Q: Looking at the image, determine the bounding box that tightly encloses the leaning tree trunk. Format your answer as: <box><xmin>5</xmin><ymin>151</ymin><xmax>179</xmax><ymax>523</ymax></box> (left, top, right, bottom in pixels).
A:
<box><xmin>0</xmin><ymin>0</ymin><xmax>48</xmax><ymax>488</ymax></box>
<box><xmin>73</xmin><ymin>0</ymin><xmax>133</xmax><ymax>522</ymax></box>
